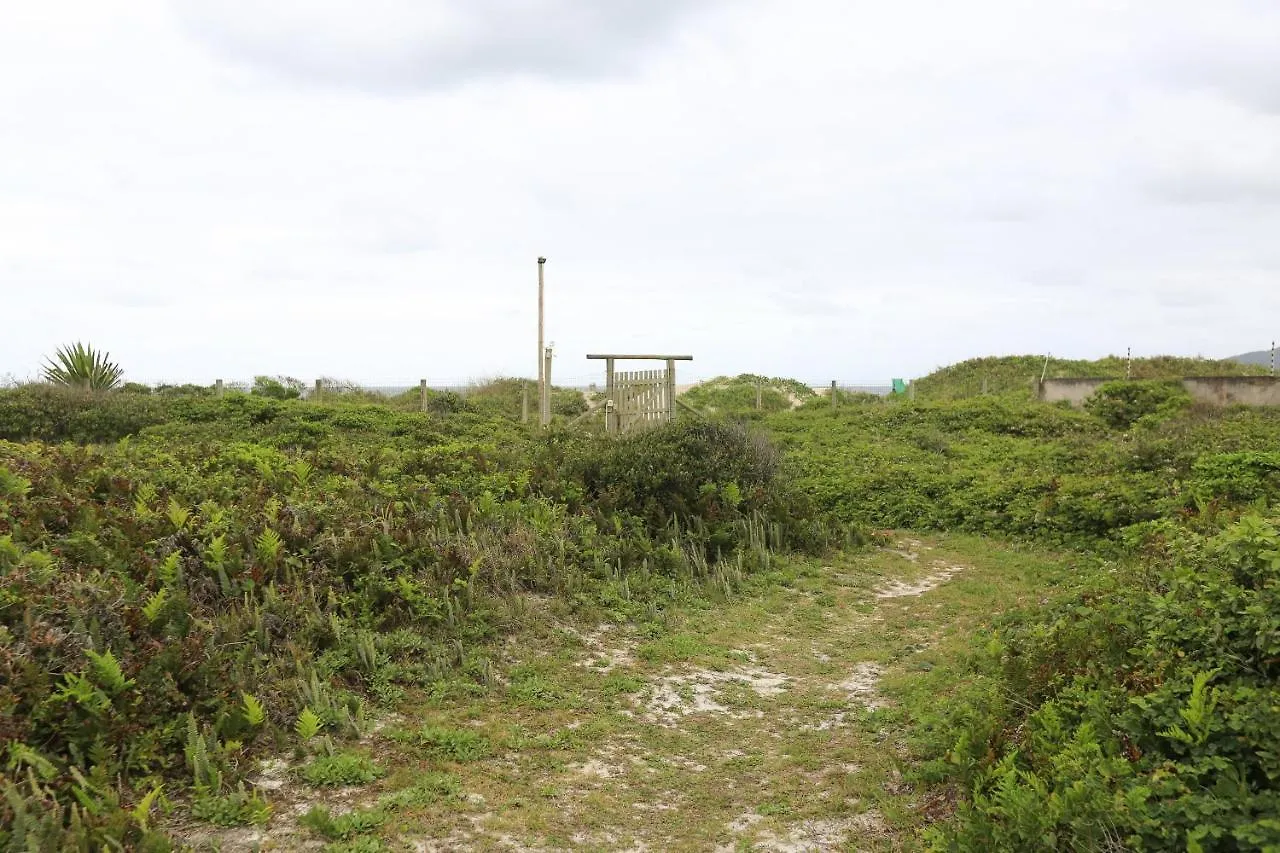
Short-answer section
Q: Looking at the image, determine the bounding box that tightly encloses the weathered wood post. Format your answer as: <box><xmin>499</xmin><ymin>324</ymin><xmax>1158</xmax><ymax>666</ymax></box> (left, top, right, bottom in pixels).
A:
<box><xmin>215</xmin><ymin>379</ymin><xmax>224</xmax><ymax>397</ymax></box>
<box><xmin>666</xmin><ymin>359</ymin><xmax>676</xmax><ymax>423</ymax></box>
<box><xmin>537</xmin><ymin>257</ymin><xmax>546</xmax><ymax>422</ymax></box>
<box><xmin>541</xmin><ymin>347</ymin><xmax>553</xmax><ymax>426</ymax></box>
<box><xmin>831</xmin><ymin>380</ymin><xmax>838</xmax><ymax>410</ymax></box>
<box><xmin>314</xmin><ymin>379</ymin><xmax>322</xmax><ymax>400</ymax></box>
<box><xmin>605</xmin><ymin>357</ymin><xmax>616</xmax><ymax>434</ymax></box>
<box><xmin>756</xmin><ymin>381</ymin><xmax>762</xmax><ymax>411</ymax></box>
<box><xmin>521</xmin><ymin>383</ymin><xmax>530</xmax><ymax>423</ymax></box>
<box><xmin>419</xmin><ymin>379</ymin><xmax>428</xmax><ymax>412</ymax></box>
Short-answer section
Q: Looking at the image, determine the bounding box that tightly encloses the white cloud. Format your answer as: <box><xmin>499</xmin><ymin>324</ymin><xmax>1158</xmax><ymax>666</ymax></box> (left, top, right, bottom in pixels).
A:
<box><xmin>1</xmin><ymin>0</ymin><xmax>1278</xmax><ymax>386</ymax></box>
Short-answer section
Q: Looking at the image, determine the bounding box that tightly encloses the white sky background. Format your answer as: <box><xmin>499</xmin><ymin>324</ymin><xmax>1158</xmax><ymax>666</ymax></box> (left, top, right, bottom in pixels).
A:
<box><xmin>2</xmin><ymin>1</ymin><xmax>1279</xmax><ymax>385</ymax></box>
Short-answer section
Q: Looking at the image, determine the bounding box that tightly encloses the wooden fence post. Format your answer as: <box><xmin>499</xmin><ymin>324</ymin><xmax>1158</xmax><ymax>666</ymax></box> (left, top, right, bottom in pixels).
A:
<box><xmin>215</xmin><ymin>379</ymin><xmax>224</xmax><ymax>397</ymax></box>
<box><xmin>831</xmin><ymin>380</ymin><xmax>838</xmax><ymax>410</ymax></box>
<box><xmin>666</xmin><ymin>359</ymin><xmax>676</xmax><ymax>423</ymax></box>
<box><xmin>756</xmin><ymin>381</ymin><xmax>762</xmax><ymax>411</ymax></box>
<box><xmin>541</xmin><ymin>348</ymin><xmax>553</xmax><ymax>426</ymax></box>
<box><xmin>521</xmin><ymin>383</ymin><xmax>530</xmax><ymax>423</ymax></box>
<box><xmin>314</xmin><ymin>379</ymin><xmax>322</xmax><ymax>400</ymax></box>
<box><xmin>605</xmin><ymin>358</ymin><xmax>616</xmax><ymax>434</ymax></box>
<box><xmin>419</xmin><ymin>379</ymin><xmax>428</xmax><ymax>413</ymax></box>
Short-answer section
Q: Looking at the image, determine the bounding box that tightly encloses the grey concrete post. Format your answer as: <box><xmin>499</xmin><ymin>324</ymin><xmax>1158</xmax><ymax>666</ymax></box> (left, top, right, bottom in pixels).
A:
<box><xmin>215</xmin><ymin>379</ymin><xmax>224</xmax><ymax>397</ymax></box>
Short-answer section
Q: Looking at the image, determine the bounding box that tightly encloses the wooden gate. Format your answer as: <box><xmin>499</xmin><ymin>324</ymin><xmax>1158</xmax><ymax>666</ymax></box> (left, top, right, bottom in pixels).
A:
<box><xmin>587</xmin><ymin>354</ymin><xmax>693</xmax><ymax>434</ymax></box>
<box><xmin>614</xmin><ymin>369</ymin><xmax>671</xmax><ymax>433</ymax></box>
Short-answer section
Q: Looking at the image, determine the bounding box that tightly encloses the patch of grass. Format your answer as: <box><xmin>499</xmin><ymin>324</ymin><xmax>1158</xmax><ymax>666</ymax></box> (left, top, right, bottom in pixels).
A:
<box><xmin>190</xmin><ymin>784</ymin><xmax>272</xmax><ymax>826</ymax></box>
<box><xmin>636</xmin><ymin>632</ymin><xmax>715</xmax><ymax>664</ymax></box>
<box><xmin>376</xmin><ymin>773</ymin><xmax>463</xmax><ymax>809</ymax></box>
<box><xmin>506</xmin><ymin>666</ymin><xmax>574</xmax><ymax>709</ymax></box>
<box><xmin>298</xmin><ymin>752</ymin><xmax>385</xmax><ymax>787</ymax></box>
<box><xmin>323</xmin><ymin>838</ymin><xmax>387</xmax><ymax>853</ymax></box>
<box><xmin>411</xmin><ymin>725</ymin><xmax>492</xmax><ymax>762</ymax></box>
<box><xmin>300</xmin><ymin>805</ymin><xmax>387</xmax><ymax>840</ymax></box>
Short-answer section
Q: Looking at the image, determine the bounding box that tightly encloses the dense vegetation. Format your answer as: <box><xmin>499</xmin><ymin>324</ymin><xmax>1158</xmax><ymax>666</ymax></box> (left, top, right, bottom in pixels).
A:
<box><xmin>680</xmin><ymin>374</ymin><xmax>817</xmax><ymax>416</ymax></box>
<box><xmin>0</xmin><ymin>386</ymin><xmax>847</xmax><ymax>850</ymax></box>
<box><xmin>768</xmin><ymin>379</ymin><xmax>1280</xmax><ymax>850</ymax></box>
<box><xmin>3</xmin><ymin>353</ymin><xmax>1279</xmax><ymax>849</ymax></box>
<box><xmin>912</xmin><ymin>354</ymin><xmax>1269</xmax><ymax>400</ymax></box>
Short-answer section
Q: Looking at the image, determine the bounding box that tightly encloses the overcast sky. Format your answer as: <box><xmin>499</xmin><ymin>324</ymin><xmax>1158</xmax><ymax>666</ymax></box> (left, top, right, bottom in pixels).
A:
<box><xmin>3</xmin><ymin>1</ymin><xmax>1279</xmax><ymax>386</ymax></box>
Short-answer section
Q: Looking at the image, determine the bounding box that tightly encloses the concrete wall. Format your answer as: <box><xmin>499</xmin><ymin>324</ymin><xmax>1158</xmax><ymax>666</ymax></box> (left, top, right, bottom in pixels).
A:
<box><xmin>1039</xmin><ymin>376</ymin><xmax>1280</xmax><ymax>407</ymax></box>
<box><xmin>1037</xmin><ymin>378</ymin><xmax>1109</xmax><ymax>406</ymax></box>
<box><xmin>1182</xmin><ymin>376</ymin><xmax>1280</xmax><ymax>407</ymax></box>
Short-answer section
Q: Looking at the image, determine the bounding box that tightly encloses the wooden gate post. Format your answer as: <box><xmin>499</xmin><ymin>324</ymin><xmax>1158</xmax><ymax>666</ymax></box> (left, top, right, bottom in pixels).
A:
<box><xmin>666</xmin><ymin>359</ymin><xmax>676</xmax><ymax>423</ymax></box>
<box><xmin>605</xmin><ymin>358</ymin><xmax>616</xmax><ymax>434</ymax></box>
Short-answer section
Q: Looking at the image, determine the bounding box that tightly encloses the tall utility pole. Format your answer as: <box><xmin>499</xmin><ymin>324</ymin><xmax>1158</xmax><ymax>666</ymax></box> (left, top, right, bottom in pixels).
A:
<box><xmin>537</xmin><ymin>256</ymin><xmax>546</xmax><ymax>425</ymax></box>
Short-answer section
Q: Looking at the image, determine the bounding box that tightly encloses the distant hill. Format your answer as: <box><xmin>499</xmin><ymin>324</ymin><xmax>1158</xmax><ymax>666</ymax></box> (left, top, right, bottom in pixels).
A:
<box><xmin>914</xmin><ymin>355</ymin><xmax>1270</xmax><ymax>401</ymax></box>
<box><xmin>1231</xmin><ymin>350</ymin><xmax>1276</xmax><ymax>368</ymax></box>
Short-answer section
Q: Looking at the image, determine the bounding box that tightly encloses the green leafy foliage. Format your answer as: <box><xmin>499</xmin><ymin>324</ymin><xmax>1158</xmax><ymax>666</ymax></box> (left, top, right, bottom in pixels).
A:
<box><xmin>913</xmin><ymin>354</ymin><xmax>1268</xmax><ymax>401</ymax></box>
<box><xmin>921</xmin><ymin>516</ymin><xmax>1280</xmax><ymax>851</ymax></box>
<box><xmin>300</xmin><ymin>804</ymin><xmax>386</xmax><ymax>839</ymax></box>
<box><xmin>295</xmin><ymin>707</ymin><xmax>324</xmax><ymax>741</ymax></box>
<box><xmin>42</xmin><ymin>342</ymin><xmax>125</xmax><ymax>391</ymax></box>
<box><xmin>681</xmin><ymin>374</ymin><xmax>814</xmax><ymax>417</ymax></box>
<box><xmin>298</xmin><ymin>752</ymin><xmax>384</xmax><ymax>787</ymax></box>
<box><xmin>1084</xmin><ymin>379</ymin><xmax>1192</xmax><ymax>429</ymax></box>
<box><xmin>404</xmin><ymin>725</ymin><xmax>492</xmax><ymax>762</ymax></box>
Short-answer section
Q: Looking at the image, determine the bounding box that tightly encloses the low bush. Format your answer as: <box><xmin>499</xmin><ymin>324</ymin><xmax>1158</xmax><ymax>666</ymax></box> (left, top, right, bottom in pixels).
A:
<box><xmin>923</xmin><ymin>515</ymin><xmax>1280</xmax><ymax>851</ymax></box>
<box><xmin>1085</xmin><ymin>379</ymin><xmax>1192</xmax><ymax>429</ymax></box>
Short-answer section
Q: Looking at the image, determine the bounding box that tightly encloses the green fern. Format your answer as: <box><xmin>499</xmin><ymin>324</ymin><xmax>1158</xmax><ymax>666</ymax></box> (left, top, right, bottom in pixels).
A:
<box><xmin>185</xmin><ymin>715</ymin><xmax>222</xmax><ymax>792</ymax></box>
<box><xmin>255</xmin><ymin>528</ymin><xmax>283</xmax><ymax>567</ymax></box>
<box><xmin>1159</xmin><ymin>669</ymin><xmax>1220</xmax><ymax>747</ymax></box>
<box><xmin>131</xmin><ymin>784</ymin><xmax>164</xmax><ymax>831</ymax></box>
<box><xmin>242</xmin><ymin>693</ymin><xmax>267</xmax><ymax>727</ymax></box>
<box><xmin>85</xmin><ymin>649</ymin><xmax>132</xmax><ymax>696</ymax></box>
<box><xmin>166</xmin><ymin>497</ymin><xmax>191</xmax><ymax>531</ymax></box>
<box><xmin>296</xmin><ymin>707</ymin><xmax>323</xmax><ymax>741</ymax></box>
<box><xmin>5</xmin><ymin>743</ymin><xmax>58</xmax><ymax>781</ymax></box>
<box><xmin>141</xmin><ymin>588</ymin><xmax>168</xmax><ymax>624</ymax></box>
<box><xmin>156</xmin><ymin>551</ymin><xmax>181</xmax><ymax>585</ymax></box>
<box><xmin>205</xmin><ymin>534</ymin><xmax>228</xmax><ymax>567</ymax></box>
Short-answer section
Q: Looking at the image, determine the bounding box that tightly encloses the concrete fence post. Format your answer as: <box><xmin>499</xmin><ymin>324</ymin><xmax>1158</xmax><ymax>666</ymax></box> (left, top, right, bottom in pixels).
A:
<box><xmin>419</xmin><ymin>379</ymin><xmax>428</xmax><ymax>412</ymax></box>
<box><xmin>521</xmin><ymin>383</ymin><xmax>529</xmax><ymax>423</ymax></box>
<box><xmin>215</xmin><ymin>379</ymin><xmax>224</xmax><ymax>397</ymax></box>
<box><xmin>314</xmin><ymin>379</ymin><xmax>322</xmax><ymax>400</ymax></box>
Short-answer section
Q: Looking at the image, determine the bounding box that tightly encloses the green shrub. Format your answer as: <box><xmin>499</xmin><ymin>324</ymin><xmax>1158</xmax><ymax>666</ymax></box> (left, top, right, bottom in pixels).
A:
<box><xmin>924</xmin><ymin>515</ymin><xmax>1280</xmax><ymax>851</ymax></box>
<box><xmin>251</xmin><ymin>376</ymin><xmax>304</xmax><ymax>400</ymax></box>
<box><xmin>1084</xmin><ymin>380</ymin><xmax>1192</xmax><ymax>429</ymax></box>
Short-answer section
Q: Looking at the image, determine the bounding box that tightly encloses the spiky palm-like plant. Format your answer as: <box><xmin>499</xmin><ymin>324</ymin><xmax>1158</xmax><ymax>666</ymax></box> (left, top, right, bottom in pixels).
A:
<box><xmin>42</xmin><ymin>342</ymin><xmax>124</xmax><ymax>390</ymax></box>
